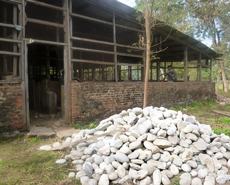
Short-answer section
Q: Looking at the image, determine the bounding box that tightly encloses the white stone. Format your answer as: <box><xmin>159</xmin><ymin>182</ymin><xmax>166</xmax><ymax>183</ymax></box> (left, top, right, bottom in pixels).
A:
<box><xmin>119</xmin><ymin>145</ymin><xmax>131</xmax><ymax>155</ymax></box>
<box><xmin>114</xmin><ymin>152</ymin><xmax>129</xmax><ymax>163</ymax></box>
<box><xmin>198</xmin><ymin>169</ymin><xmax>208</xmax><ymax>178</ymax></box>
<box><xmin>143</xmin><ymin>141</ymin><xmax>160</xmax><ymax>154</ymax></box>
<box><xmin>186</xmin><ymin>133</ymin><xmax>198</xmax><ymax>141</ymax></box>
<box><xmin>94</xmin><ymin>156</ymin><xmax>104</xmax><ymax>165</ymax></box>
<box><xmin>183</xmin><ymin>124</ymin><xmax>193</xmax><ymax>133</ymax></box>
<box><xmin>129</xmin><ymin>140</ymin><xmax>142</xmax><ymax>150</ymax></box>
<box><xmin>169</xmin><ymin>164</ymin><xmax>179</xmax><ymax>175</ymax></box>
<box><xmin>216</xmin><ymin>175</ymin><xmax>230</xmax><ymax>184</ymax></box>
<box><xmin>98</xmin><ymin>174</ymin><xmax>109</xmax><ymax>185</ymax></box>
<box><xmin>39</xmin><ymin>145</ymin><xmax>52</xmax><ymax>151</ymax></box>
<box><xmin>190</xmin><ymin>170</ymin><xmax>198</xmax><ymax>177</ymax></box>
<box><xmin>205</xmin><ymin>156</ymin><xmax>214</xmax><ymax>172</ymax></box>
<box><xmin>153</xmin><ymin>169</ymin><xmax>162</xmax><ymax>185</ymax></box>
<box><xmin>168</xmin><ymin>135</ymin><xmax>179</xmax><ymax>145</ymax></box>
<box><xmin>68</xmin><ymin>172</ymin><xmax>75</xmax><ymax>178</ymax></box>
<box><xmin>180</xmin><ymin>176</ymin><xmax>191</xmax><ymax>185</ymax></box>
<box><xmin>99</xmin><ymin>145</ymin><xmax>110</xmax><ymax>156</ymax></box>
<box><xmin>204</xmin><ymin>176</ymin><xmax>215</xmax><ymax>185</ymax></box>
<box><xmin>191</xmin><ymin>177</ymin><xmax>202</xmax><ymax>185</ymax></box>
<box><xmin>111</xmin><ymin>139</ymin><xmax>123</xmax><ymax>149</ymax></box>
<box><xmin>147</xmin><ymin>133</ymin><xmax>156</xmax><ymax>141</ymax></box>
<box><xmin>139</xmin><ymin>176</ymin><xmax>151</xmax><ymax>185</ymax></box>
<box><xmin>161</xmin><ymin>171</ymin><xmax>170</xmax><ymax>185</ymax></box>
<box><xmin>186</xmin><ymin>160</ymin><xmax>197</xmax><ymax>168</ymax></box>
<box><xmin>108</xmin><ymin>173</ymin><xmax>118</xmax><ymax>180</ymax></box>
<box><xmin>80</xmin><ymin>176</ymin><xmax>89</xmax><ymax>184</ymax></box>
<box><xmin>128</xmin><ymin>150</ymin><xmax>140</xmax><ymax>159</ymax></box>
<box><xmin>55</xmin><ymin>159</ymin><xmax>67</xmax><ymax>164</ymax></box>
<box><xmin>182</xmin><ymin>164</ymin><xmax>191</xmax><ymax>172</ymax></box>
<box><xmin>117</xmin><ymin>165</ymin><xmax>126</xmax><ymax>178</ymax></box>
<box><xmin>154</xmin><ymin>139</ymin><xmax>171</xmax><ymax>148</ymax></box>
<box><xmin>181</xmin><ymin>149</ymin><xmax>193</xmax><ymax>162</ymax></box>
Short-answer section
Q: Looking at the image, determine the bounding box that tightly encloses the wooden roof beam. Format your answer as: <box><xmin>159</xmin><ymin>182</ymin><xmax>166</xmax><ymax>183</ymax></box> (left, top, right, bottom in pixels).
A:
<box><xmin>154</xmin><ymin>28</ymin><xmax>214</xmax><ymax>59</ymax></box>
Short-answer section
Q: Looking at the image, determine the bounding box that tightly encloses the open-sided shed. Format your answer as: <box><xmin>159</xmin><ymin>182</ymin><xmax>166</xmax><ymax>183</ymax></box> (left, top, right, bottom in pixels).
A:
<box><xmin>0</xmin><ymin>0</ymin><xmax>220</xmax><ymax>131</ymax></box>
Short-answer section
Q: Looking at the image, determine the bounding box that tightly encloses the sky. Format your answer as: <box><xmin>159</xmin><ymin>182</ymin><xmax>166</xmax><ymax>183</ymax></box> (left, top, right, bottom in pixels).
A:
<box><xmin>118</xmin><ymin>0</ymin><xmax>212</xmax><ymax>47</ymax></box>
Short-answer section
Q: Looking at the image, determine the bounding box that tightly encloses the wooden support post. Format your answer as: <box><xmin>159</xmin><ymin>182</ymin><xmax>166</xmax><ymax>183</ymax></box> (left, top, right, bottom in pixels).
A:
<box><xmin>69</xmin><ymin>0</ymin><xmax>73</xmax><ymax>80</ymax></box>
<box><xmin>113</xmin><ymin>12</ymin><xmax>118</xmax><ymax>82</ymax></box>
<box><xmin>198</xmin><ymin>53</ymin><xmax>201</xmax><ymax>81</ymax></box>
<box><xmin>157</xmin><ymin>60</ymin><xmax>160</xmax><ymax>81</ymax></box>
<box><xmin>184</xmin><ymin>46</ymin><xmax>188</xmax><ymax>82</ymax></box>
<box><xmin>210</xmin><ymin>59</ymin><xmax>213</xmax><ymax>82</ymax></box>
<box><xmin>3</xmin><ymin>4</ymin><xmax>8</xmax><ymax>75</ymax></box>
<box><xmin>13</xmin><ymin>4</ymin><xmax>18</xmax><ymax>76</ymax></box>
<box><xmin>63</xmin><ymin>0</ymin><xmax>71</xmax><ymax>123</ymax></box>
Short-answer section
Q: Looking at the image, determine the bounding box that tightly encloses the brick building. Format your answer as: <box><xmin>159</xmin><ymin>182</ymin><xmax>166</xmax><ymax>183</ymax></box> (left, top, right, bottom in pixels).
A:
<box><xmin>0</xmin><ymin>0</ymin><xmax>220</xmax><ymax>132</ymax></box>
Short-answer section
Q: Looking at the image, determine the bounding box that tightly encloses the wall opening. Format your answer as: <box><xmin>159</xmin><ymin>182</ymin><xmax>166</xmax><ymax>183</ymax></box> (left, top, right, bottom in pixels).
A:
<box><xmin>27</xmin><ymin>44</ymin><xmax>64</xmax><ymax>125</ymax></box>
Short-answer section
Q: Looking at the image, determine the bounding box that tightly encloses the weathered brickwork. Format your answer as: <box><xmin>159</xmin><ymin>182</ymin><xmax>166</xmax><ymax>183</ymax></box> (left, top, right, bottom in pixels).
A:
<box><xmin>0</xmin><ymin>83</ymin><xmax>23</xmax><ymax>132</ymax></box>
<box><xmin>71</xmin><ymin>81</ymin><xmax>215</xmax><ymax>123</ymax></box>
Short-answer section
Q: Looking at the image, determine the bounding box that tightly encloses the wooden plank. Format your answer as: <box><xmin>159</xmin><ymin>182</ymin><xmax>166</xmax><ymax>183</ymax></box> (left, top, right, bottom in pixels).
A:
<box><xmin>184</xmin><ymin>46</ymin><xmax>188</xmax><ymax>82</ymax></box>
<box><xmin>117</xmin><ymin>63</ymin><xmax>144</xmax><ymax>67</ymax></box>
<box><xmin>113</xmin><ymin>12</ymin><xmax>118</xmax><ymax>82</ymax></box>
<box><xmin>0</xmin><ymin>51</ymin><xmax>21</xmax><ymax>56</ymax></box>
<box><xmin>27</xmin><ymin>0</ymin><xmax>65</xmax><ymax>11</ymax></box>
<box><xmin>26</xmin><ymin>18</ymin><xmax>64</xmax><ymax>28</ymax></box>
<box><xmin>71</xmin><ymin>36</ymin><xmax>145</xmax><ymax>50</ymax></box>
<box><xmin>1</xmin><ymin>0</ymin><xmax>22</xmax><ymax>4</ymax></box>
<box><xmin>23</xmin><ymin>40</ymin><xmax>30</xmax><ymax>129</ymax></box>
<box><xmin>213</xmin><ymin>110</ymin><xmax>230</xmax><ymax>117</ymax></box>
<box><xmin>69</xmin><ymin>0</ymin><xmax>73</xmax><ymax>80</ymax></box>
<box><xmin>72</xmin><ymin>59</ymin><xmax>113</xmax><ymax>65</ymax></box>
<box><xmin>0</xmin><ymin>38</ymin><xmax>21</xmax><ymax>43</ymax></box>
<box><xmin>71</xmin><ymin>47</ymin><xmax>114</xmax><ymax>55</ymax></box>
<box><xmin>155</xmin><ymin>28</ymin><xmax>214</xmax><ymax>59</ymax></box>
<box><xmin>63</xmin><ymin>0</ymin><xmax>71</xmax><ymax>124</ymax></box>
<box><xmin>70</xmin><ymin>12</ymin><xmax>144</xmax><ymax>33</ymax></box>
<box><xmin>52</xmin><ymin>128</ymin><xmax>125</xmax><ymax>151</ymax></box>
<box><xmin>0</xmin><ymin>22</ymin><xmax>15</xmax><ymax>28</ymax></box>
<box><xmin>26</xmin><ymin>39</ymin><xmax>68</xmax><ymax>46</ymax></box>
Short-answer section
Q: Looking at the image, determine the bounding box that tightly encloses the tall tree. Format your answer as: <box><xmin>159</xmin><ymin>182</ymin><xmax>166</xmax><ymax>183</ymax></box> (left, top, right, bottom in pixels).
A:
<box><xmin>153</xmin><ymin>0</ymin><xmax>230</xmax><ymax>93</ymax></box>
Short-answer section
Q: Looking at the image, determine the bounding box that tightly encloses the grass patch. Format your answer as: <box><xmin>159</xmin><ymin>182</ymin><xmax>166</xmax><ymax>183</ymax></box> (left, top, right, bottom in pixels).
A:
<box><xmin>218</xmin><ymin>116</ymin><xmax>230</xmax><ymax>124</ymax></box>
<box><xmin>172</xmin><ymin>178</ymin><xmax>180</xmax><ymax>185</ymax></box>
<box><xmin>170</xmin><ymin>99</ymin><xmax>219</xmax><ymax>115</ymax></box>
<box><xmin>0</xmin><ymin>138</ymin><xmax>79</xmax><ymax>185</ymax></box>
<box><xmin>212</xmin><ymin>126</ymin><xmax>230</xmax><ymax>136</ymax></box>
<box><xmin>70</xmin><ymin>121</ymin><xmax>99</xmax><ymax>130</ymax></box>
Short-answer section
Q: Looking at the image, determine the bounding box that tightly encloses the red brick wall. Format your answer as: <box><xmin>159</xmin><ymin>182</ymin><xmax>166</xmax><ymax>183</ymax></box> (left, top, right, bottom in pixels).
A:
<box><xmin>0</xmin><ymin>83</ymin><xmax>23</xmax><ymax>132</ymax></box>
<box><xmin>71</xmin><ymin>82</ymin><xmax>215</xmax><ymax>123</ymax></box>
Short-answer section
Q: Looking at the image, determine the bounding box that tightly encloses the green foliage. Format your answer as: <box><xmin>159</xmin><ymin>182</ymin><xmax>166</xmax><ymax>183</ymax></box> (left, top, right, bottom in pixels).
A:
<box><xmin>170</xmin><ymin>99</ymin><xmax>218</xmax><ymax>112</ymax></box>
<box><xmin>172</xmin><ymin>178</ymin><xmax>180</xmax><ymax>185</ymax></box>
<box><xmin>73</xmin><ymin>121</ymin><xmax>99</xmax><ymax>130</ymax></box>
<box><xmin>27</xmin><ymin>138</ymin><xmax>42</xmax><ymax>142</ymax></box>
<box><xmin>0</xmin><ymin>139</ymin><xmax>79</xmax><ymax>185</ymax></box>
<box><xmin>206</xmin><ymin>118</ymin><xmax>217</xmax><ymax>122</ymax></box>
<box><xmin>218</xmin><ymin>117</ymin><xmax>230</xmax><ymax>124</ymax></box>
<box><xmin>212</xmin><ymin>126</ymin><xmax>230</xmax><ymax>136</ymax></box>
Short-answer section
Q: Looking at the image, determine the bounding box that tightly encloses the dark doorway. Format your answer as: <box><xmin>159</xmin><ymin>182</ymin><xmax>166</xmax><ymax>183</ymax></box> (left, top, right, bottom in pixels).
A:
<box><xmin>27</xmin><ymin>44</ymin><xmax>64</xmax><ymax>126</ymax></box>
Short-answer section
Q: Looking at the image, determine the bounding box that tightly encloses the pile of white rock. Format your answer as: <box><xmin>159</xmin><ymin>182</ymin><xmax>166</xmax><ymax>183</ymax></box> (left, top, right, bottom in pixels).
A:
<box><xmin>45</xmin><ymin>107</ymin><xmax>230</xmax><ymax>185</ymax></box>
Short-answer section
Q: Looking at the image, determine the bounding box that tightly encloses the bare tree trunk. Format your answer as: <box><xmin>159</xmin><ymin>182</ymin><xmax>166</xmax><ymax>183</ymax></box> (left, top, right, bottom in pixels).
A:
<box><xmin>143</xmin><ymin>0</ymin><xmax>151</xmax><ymax>108</ymax></box>
<box><xmin>220</xmin><ymin>60</ymin><xmax>228</xmax><ymax>93</ymax></box>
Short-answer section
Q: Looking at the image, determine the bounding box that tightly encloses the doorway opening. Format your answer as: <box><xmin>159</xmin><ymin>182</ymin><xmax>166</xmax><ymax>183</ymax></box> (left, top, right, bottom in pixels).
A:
<box><xmin>27</xmin><ymin>44</ymin><xmax>64</xmax><ymax>126</ymax></box>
